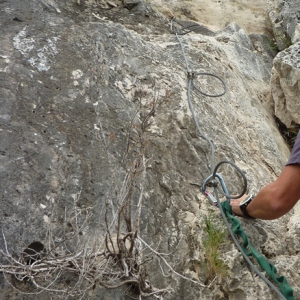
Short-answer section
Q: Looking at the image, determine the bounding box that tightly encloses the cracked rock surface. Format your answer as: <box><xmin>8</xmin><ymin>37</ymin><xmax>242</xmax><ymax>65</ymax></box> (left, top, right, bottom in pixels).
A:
<box><xmin>1</xmin><ymin>0</ymin><xmax>300</xmax><ymax>299</ymax></box>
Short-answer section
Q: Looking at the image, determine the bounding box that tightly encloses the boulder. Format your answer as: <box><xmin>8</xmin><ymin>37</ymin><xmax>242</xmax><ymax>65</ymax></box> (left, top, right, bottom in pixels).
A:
<box><xmin>271</xmin><ymin>42</ymin><xmax>300</xmax><ymax>128</ymax></box>
<box><xmin>269</xmin><ymin>0</ymin><xmax>300</xmax><ymax>49</ymax></box>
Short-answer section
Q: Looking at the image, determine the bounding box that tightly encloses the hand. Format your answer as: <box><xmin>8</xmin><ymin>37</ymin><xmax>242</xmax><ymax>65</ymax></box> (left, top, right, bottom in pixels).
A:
<box><xmin>230</xmin><ymin>194</ymin><xmax>249</xmax><ymax>217</ymax></box>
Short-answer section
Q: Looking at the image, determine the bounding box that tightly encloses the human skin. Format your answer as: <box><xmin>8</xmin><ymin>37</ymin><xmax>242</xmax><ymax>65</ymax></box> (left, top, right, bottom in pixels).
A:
<box><xmin>230</xmin><ymin>164</ymin><xmax>300</xmax><ymax>220</ymax></box>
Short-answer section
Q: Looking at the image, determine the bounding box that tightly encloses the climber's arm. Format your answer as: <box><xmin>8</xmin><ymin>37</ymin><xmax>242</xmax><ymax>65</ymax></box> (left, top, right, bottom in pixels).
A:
<box><xmin>231</xmin><ymin>164</ymin><xmax>300</xmax><ymax>220</ymax></box>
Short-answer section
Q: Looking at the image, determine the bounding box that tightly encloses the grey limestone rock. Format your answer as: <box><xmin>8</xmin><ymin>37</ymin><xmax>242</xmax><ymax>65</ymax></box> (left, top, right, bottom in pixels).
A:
<box><xmin>269</xmin><ymin>0</ymin><xmax>300</xmax><ymax>49</ymax></box>
<box><xmin>123</xmin><ymin>0</ymin><xmax>140</xmax><ymax>9</ymax></box>
<box><xmin>271</xmin><ymin>42</ymin><xmax>300</xmax><ymax>128</ymax></box>
<box><xmin>1</xmin><ymin>0</ymin><xmax>300</xmax><ymax>300</ymax></box>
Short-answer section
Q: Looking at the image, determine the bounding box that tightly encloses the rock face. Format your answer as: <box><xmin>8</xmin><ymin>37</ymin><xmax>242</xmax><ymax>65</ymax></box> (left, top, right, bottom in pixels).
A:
<box><xmin>1</xmin><ymin>0</ymin><xmax>300</xmax><ymax>300</ymax></box>
<box><xmin>269</xmin><ymin>0</ymin><xmax>300</xmax><ymax>129</ymax></box>
<box><xmin>150</xmin><ymin>0</ymin><xmax>274</xmax><ymax>35</ymax></box>
<box><xmin>269</xmin><ymin>0</ymin><xmax>300</xmax><ymax>48</ymax></box>
<box><xmin>271</xmin><ymin>42</ymin><xmax>300</xmax><ymax>128</ymax></box>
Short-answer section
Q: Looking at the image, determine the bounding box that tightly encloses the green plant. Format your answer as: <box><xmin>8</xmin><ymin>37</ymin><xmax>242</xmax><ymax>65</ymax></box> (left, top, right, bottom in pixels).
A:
<box><xmin>266</xmin><ymin>37</ymin><xmax>279</xmax><ymax>52</ymax></box>
<box><xmin>203</xmin><ymin>213</ymin><xmax>228</xmax><ymax>282</ymax></box>
<box><xmin>277</xmin><ymin>32</ymin><xmax>292</xmax><ymax>49</ymax></box>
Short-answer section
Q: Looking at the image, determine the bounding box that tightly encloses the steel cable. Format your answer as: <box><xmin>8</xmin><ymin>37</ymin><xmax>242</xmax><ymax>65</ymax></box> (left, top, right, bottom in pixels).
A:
<box><xmin>171</xmin><ymin>18</ymin><xmax>291</xmax><ymax>300</ymax></box>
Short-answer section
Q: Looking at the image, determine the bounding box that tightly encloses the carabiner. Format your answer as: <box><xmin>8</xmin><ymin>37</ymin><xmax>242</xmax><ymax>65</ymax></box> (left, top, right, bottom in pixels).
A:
<box><xmin>202</xmin><ymin>173</ymin><xmax>231</xmax><ymax>207</ymax></box>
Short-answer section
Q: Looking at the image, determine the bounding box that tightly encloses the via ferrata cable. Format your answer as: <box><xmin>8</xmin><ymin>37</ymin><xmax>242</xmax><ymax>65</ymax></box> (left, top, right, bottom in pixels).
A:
<box><xmin>170</xmin><ymin>18</ymin><xmax>294</xmax><ymax>300</ymax></box>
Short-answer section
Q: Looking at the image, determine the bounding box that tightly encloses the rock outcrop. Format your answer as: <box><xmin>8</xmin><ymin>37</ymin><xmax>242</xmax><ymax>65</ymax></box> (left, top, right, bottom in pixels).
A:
<box><xmin>269</xmin><ymin>0</ymin><xmax>300</xmax><ymax>129</ymax></box>
<box><xmin>1</xmin><ymin>0</ymin><xmax>300</xmax><ymax>300</ymax></box>
<box><xmin>271</xmin><ymin>42</ymin><xmax>300</xmax><ymax>128</ymax></box>
<box><xmin>269</xmin><ymin>0</ymin><xmax>300</xmax><ymax>49</ymax></box>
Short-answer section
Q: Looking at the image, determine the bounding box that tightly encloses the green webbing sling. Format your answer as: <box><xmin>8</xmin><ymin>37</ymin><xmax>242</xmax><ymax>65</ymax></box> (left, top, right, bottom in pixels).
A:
<box><xmin>221</xmin><ymin>201</ymin><xmax>294</xmax><ymax>300</ymax></box>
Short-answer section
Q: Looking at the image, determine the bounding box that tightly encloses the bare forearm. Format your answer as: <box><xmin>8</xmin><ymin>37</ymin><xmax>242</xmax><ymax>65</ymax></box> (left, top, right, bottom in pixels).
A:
<box><xmin>230</xmin><ymin>184</ymin><xmax>283</xmax><ymax>220</ymax></box>
<box><xmin>244</xmin><ymin>183</ymin><xmax>288</xmax><ymax>220</ymax></box>
<box><xmin>231</xmin><ymin>165</ymin><xmax>300</xmax><ymax>220</ymax></box>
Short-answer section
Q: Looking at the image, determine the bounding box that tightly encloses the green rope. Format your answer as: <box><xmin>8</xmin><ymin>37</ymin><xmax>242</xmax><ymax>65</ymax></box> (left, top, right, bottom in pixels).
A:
<box><xmin>221</xmin><ymin>201</ymin><xmax>294</xmax><ymax>300</ymax></box>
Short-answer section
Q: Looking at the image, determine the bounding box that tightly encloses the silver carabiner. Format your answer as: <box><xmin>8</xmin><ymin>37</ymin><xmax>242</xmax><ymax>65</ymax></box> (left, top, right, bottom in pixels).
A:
<box><xmin>202</xmin><ymin>173</ymin><xmax>230</xmax><ymax>207</ymax></box>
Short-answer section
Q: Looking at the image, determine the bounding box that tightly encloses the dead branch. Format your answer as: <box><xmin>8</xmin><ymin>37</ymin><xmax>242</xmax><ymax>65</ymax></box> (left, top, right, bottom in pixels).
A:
<box><xmin>0</xmin><ymin>87</ymin><xmax>185</xmax><ymax>299</ymax></box>
<box><xmin>138</xmin><ymin>236</ymin><xmax>207</xmax><ymax>287</ymax></box>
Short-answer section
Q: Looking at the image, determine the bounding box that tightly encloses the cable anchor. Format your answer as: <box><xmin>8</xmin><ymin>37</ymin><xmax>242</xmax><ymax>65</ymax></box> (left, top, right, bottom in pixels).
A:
<box><xmin>187</xmin><ymin>71</ymin><xmax>195</xmax><ymax>79</ymax></box>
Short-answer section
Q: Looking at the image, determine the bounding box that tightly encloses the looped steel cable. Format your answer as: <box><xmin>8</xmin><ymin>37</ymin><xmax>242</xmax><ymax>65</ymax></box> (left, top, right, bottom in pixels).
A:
<box><xmin>212</xmin><ymin>160</ymin><xmax>247</xmax><ymax>200</ymax></box>
<box><xmin>192</xmin><ymin>72</ymin><xmax>226</xmax><ymax>98</ymax></box>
